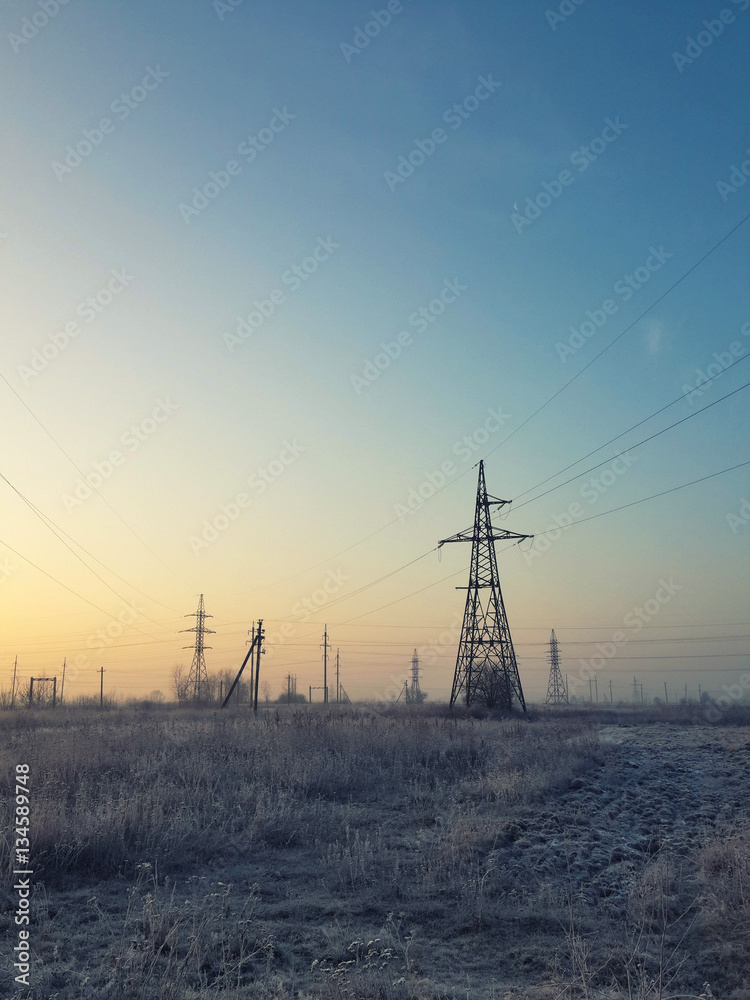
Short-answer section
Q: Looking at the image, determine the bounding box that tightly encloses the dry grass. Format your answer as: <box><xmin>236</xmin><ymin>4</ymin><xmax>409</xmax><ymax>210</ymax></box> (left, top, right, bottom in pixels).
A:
<box><xmin>0</xmin><ymin>704</ymin><xmax>746</xmax><ymax>999</ymax></box>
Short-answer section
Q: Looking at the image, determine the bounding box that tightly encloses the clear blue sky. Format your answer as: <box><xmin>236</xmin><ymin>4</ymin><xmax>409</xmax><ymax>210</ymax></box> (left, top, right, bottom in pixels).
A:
<box><xmin>1</xmin><ymin>0</ymin><xmax>748</xmax><ymax>704</ymax></box>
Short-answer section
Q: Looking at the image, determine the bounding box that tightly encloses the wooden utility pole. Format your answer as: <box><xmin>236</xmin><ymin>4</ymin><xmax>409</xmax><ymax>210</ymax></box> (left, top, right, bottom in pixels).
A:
<box><xmin>594</xmin><ymin>678</ymin><xmax>598</xmax><ymax>703</ymax></box>
<box><xmin>664</xmin><ymin>682</ymin><xmax>669</xmax><ymax>704</ymax></box>
<box><xmin>248</xmin><ymin>623</ymin><xmax>255</xmax><ymax>704</ymax></box>
<box><xmin>221</xmin><ymin>623</ymin><xmax>261</xmax><ymax>710</ymax></box>
<box><xmin>336</xmin><ymin>648</ymin><xmax>340</xmax><ymax>704</ymax></box>
<box><xmin>609</xmin><ymin>679</ymin><xmax>613</xmax><ymax>704</ymax></box>
<box><xmin>99</xmin><ymin>666</ymin><xmax>105</xmax><ymax>707</ymax></box>
<box><xmin>60</xmin><ymin>658</ymin><xmax>66</xmax><ymax>704</ymax></box>
<box><xmin>11</xmin><ymin>656</ymin><xmax>17</xmax><ymax>708</ymax></box>
<box><xmin>253</xmin><ymin>620</ymin><xmax>264</xmax><ymax>714</ymax></box>
<box><xmin>321</xmin><ymin>626</ymin><xmax>329</xmax><ymax>704</ymax></box>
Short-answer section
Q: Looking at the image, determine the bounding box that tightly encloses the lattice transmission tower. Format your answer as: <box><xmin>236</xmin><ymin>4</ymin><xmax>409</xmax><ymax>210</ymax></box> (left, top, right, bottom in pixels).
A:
<box><xmin>181</xmin><ymin>594</ymin><xmax>215</xmax><ymax>701</ymax></box>
<box><xmin>406</xmin><ymin>648</ymin><xmax>425</xmax><ymax>704</ymax></box>
<box><xmin>545</xmin><ymin>629</ymin><xmax>568</xmax><ymax>704</ymax></box>
<box><xmin>439</xmin><ymin>460</ymin><xmax>531</xmax><ymax>711</ymax></box>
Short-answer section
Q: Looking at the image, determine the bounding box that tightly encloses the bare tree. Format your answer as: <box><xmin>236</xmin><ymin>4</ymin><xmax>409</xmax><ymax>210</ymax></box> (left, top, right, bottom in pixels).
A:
<box><xmin>261</xmin><ymin>680</ymin><xmax>272</xmax><ymax>703</ymax></box>
<box><xmin>171</xmin><ymin>663</ymin><xmax>189</xmax><ymax>704</ymax></box>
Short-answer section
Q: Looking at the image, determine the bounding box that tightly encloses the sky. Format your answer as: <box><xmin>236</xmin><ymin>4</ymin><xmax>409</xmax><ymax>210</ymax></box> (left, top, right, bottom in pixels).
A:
<box><xmin>0</xmin><ymin>0</ymin><xmax>748</xmax><ymax>706</ymax></box>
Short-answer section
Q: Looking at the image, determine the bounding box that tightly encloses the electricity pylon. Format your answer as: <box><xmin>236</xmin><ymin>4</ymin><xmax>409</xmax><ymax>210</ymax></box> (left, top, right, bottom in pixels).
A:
<box><xmin>545</xmin><ymin>629</ymin><xmax>568</xmax><ymax>704</ymax></box>
<box><xmin>439</xmin><ymin>460</ymin><xmax>531</xmax><ymax>711</ymax></box>
<box><xmin>181</xmin><ymin>594</ymin><xmax>215</xmax><ymax>701</ymax></box>
<box><xmin>406</xmin><ymin>648</ymin><xmax>425</xmax><ymax>703</ymax></box>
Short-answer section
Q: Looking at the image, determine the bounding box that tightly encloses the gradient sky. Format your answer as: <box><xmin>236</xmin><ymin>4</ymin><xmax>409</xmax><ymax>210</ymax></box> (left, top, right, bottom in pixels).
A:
<box><xmin>1</xmin><ymin>0</ymin><xmax>748</xmax><ymax>705</ymax></box>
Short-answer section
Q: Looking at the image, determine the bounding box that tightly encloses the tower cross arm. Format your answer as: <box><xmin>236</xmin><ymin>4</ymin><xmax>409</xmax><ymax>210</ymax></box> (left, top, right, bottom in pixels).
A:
<box><xmin>438</xmin><ymin>528</ymin><xmax>533</xmax><ymax>547</ymax></box>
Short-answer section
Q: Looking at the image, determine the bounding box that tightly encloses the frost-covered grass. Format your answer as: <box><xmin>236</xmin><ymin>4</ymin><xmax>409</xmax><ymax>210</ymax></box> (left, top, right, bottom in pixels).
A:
<box><xmin>0</xmin><ymin>704</ymin><xmax>746</xmax><ymax>999</ymax></box>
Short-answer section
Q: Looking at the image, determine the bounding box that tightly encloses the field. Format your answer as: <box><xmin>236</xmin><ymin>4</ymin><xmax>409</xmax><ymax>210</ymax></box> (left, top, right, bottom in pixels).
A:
<box><xmin>1</xmin><ymin>703</ymin><xmax>749</xmax><ymax>999</ymax></box>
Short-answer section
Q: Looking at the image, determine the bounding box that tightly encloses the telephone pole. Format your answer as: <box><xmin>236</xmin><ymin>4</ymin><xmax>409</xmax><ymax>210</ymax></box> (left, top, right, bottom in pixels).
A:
<box><xmin>99</xmin><ymin>666</ymin><xmax>105</xmax><ymax>707</ymax></box>
<box><xmin>221</xmin><ymin>619</ymin><xmax>264</xmax><ymax>710</ymax></box>
<box><xmin>545</xmin><ymin>630</ymin><xmax>568</xmax><ymax>704</ymax></box>
<box><xmin>439</xmin><ymin>461</ymin><xmax>531</xmax><ymax>711</ymax></box>
<box><xmin>60</xmin><ymin>658</ymin><xmax>66</xmax><ymax>705</ymax></box>
<box><xmin>11</xmin><ymin>656</ymin><xmax>17</xmax><ymax>709</ymax></box>
<box><xmin>181</xmin><ymin>595</ymin><xmax>215</xmax><ymax>702</ymax></box>
<box><xmin>321</xmin><ymin>626</ymin><xmax>330</xmax><ymax>704</ymax></box>
<box><xmin>336</xmin><ymin>648</ymin><xmax>340</xmax><ymax>704</ymax></box>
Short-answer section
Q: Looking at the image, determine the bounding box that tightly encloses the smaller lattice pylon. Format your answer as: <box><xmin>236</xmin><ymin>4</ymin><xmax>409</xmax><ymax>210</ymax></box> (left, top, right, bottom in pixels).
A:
<box><xmin>181</xmin><ymin>594</ymin><xmax>215</xmax><ymax>702</ymax></box>
<box><xmin>545</xmin><ymin>629</ymin><xmax>568</xmax><ymax>705</ymax></box>
<box><xmin>406</xmin><ymin>648</ymin><xmax>425</xmax><ymax>704</ymax></box>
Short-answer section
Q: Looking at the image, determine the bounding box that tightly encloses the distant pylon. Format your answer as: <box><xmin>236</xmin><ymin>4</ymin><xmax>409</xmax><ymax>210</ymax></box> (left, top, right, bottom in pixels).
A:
<box><xmin>181</xmin><ymin>594</ymin><xmax>215</xmax><ymax>701</ymax></box>
<box><xmin>439</xmin><ymin>460</ymin><xmax>531</xmax><ymax>711</ymax></box>
<box><xmin>406</xmin><ymin>649</ymin><xmax>425</xmax><ymax>704</ymax></box>
<box><xmin>545</xmin><ymin>629</ymin><xmax>568</xmax><ymax>704</ymax></box>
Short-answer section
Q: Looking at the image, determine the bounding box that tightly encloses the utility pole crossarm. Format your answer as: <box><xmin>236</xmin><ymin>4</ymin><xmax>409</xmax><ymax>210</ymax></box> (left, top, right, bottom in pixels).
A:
<box><xmin>438</xmin><ymin>527</ymin><xmax>532</xmax><ymax>547</ymax></box>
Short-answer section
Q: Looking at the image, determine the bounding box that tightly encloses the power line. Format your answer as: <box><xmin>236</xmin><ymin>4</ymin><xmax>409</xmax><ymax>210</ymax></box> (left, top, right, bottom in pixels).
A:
<box><xmin>481</xmin><ymin>211</ymin><xmax>750</xmax><ymax>466</ymax></box>
<box><xmin>0</xmin><ymin>370</ymin><xmax>177</xmax><ymax>575</ymax></box>
<box><xmin>513</xmin><ymin>354</ymin><xmax>750</xmax><ymax>505</ymax></box>
<box><xmin>276</xmin><ymin>547</ymin><xmax>440</xmax><ymax>623</ymax></box>
<box><xmin>213</xmin><ymin>220</ymin><xmax>750</xmax><ymax>605</ymax></box>
<box><xmin>0</xmin><ymin>534</ymin><xmax>163</xmax><ymax>639</ymax></box>
<box><xmin>531</xmin><ymin>459</ymin><xmax>750</xmax><ymax>537</ymax></box>
<box><xmin>0</xmin><ymin>471</ymin><xmax>180</xmax><ymax>624</ymax></box>
<box><xmin>513</xmin><ymin>378</ymin><xmax>750</xmax><ymax>512</ymax></box>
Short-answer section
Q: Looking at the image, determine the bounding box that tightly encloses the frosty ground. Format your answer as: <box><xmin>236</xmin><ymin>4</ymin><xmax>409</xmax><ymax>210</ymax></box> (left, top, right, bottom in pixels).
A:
<box><xmin>0</xmin><ymin>704</ymin><xmax>748</xmax><ymax>999</ymax></box>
